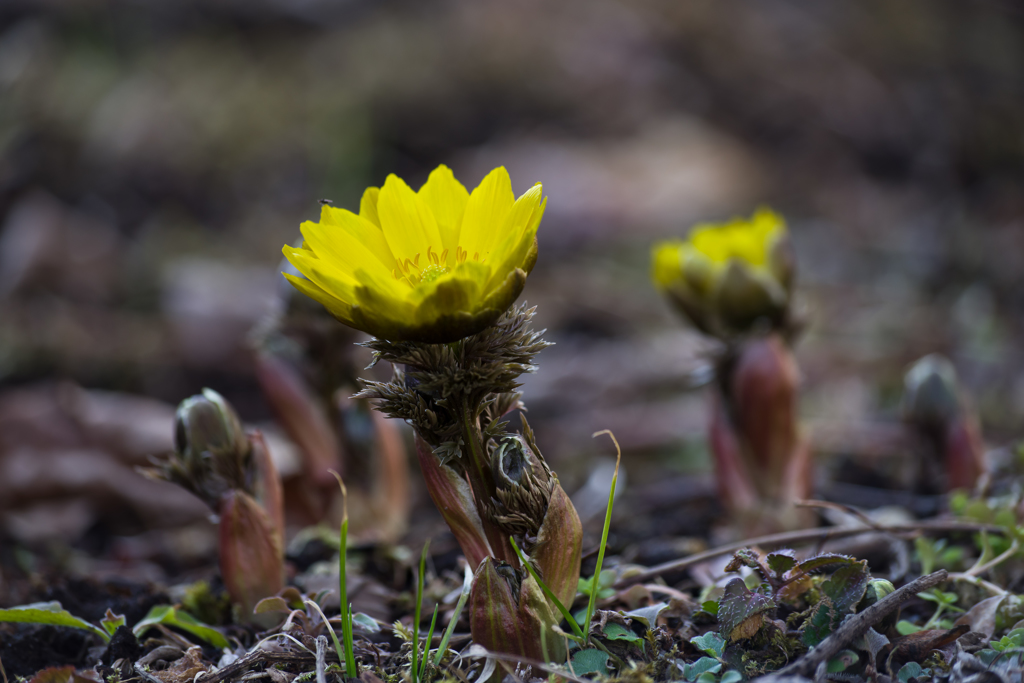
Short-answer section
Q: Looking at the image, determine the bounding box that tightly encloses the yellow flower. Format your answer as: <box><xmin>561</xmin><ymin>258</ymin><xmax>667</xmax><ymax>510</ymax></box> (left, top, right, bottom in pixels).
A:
<box><xmin>283</xmin><ymin>165</ymin><xmax>546</xmax><ymax>343</ymax></box>
<box><xmin>652</xmin><ymin>208</ymin><xmax>793</xmax><ymax>336</ymax></box>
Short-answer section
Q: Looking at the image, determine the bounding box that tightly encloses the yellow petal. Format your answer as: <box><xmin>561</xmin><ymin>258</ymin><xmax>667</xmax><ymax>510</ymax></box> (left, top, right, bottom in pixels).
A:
<box><xmin>377</xmin><ymin>174</ymin><xmax>443</xmax><ymax>264</ymax></box>
<box><xmin>418</xmin><ymin>165</ymin><xmax>469</xmax><ymax>253</ymax></box>
<box><xmin>282</xmin><ymin>246</ymin><xmax>360</xmax><ymax>302</ymax></box>
<box><xmin>459</xmin><ymin>166</ymin><xmax>515</xmax><ymax>260</ymax></box>
<box><xmin>299</xmin><ymin>215</ymin><xmax>397</xmax><ymax>279</ymax></box>
<box><xmin>282</xmin><ymin>273</ymin><xmax>355</xmax><ymax>324</ymax></box>
<box><xmin>319</xmin><ymin>205</ymin><xmax>343</xmax><ymax>225</ymax></box>
<box><xmin>359</xmin><ymin>187</ymin><xmax>381</xmax><ymax>228</ymax></box>
<box><xmin>351</xmin><ymin>272</ymin><xmax>416</xmax><ymax>327</ymax></box>
<box><xmin>413</xmin><ymin>270</ymin><xmax>482</xmax><ymax>323</ymax></box>
<box><xmin>651</xmin><ymin>242</ymin><xmax>684</xmax><ymax>289</ymax></box>
<box><xmin>484</xmin><ymin>194</ymin><xmax>545</xmax><ymax>292</ymax></box>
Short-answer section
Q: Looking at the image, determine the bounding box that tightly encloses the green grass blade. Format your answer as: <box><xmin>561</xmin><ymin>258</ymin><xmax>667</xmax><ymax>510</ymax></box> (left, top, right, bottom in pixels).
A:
<box><xmin>434</xmin><ymin>563</ymin><xmax>473</xmax><ymax>666</ymax></box>
<box><xmin>586</xmin><ymin>430</ymin><xmax>621</xmax><ymax>644</ymax></box>
<box><xmin>329</xmin><ymin>470</ymin><xmax>357</xmax><ymax>677</ymax></box>
<box><xmin>510</xmin><ymin>537</ymin><xmax>585</xmax><ymax>642</ymax></box>
<box><xmin>413</xmin><ymin>539</ymin><xmax>430</xmax><ymax>683</ymax></box>
<box><xmin>305</xmin><ymin>599</ymin><xmax>345</xmax><ymax>667</ymax></box>
<box><xmin>420</xmin><ymin>604</ymin><xmax>438</xmax><ymax>681</ymax></box>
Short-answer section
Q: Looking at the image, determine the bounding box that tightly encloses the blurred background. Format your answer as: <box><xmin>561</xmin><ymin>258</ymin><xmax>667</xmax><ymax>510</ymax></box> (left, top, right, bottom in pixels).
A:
<box><xmin>1</xmin><ymin>0</ymin><xmax>1023</xmax><ymax>580</ymax></box>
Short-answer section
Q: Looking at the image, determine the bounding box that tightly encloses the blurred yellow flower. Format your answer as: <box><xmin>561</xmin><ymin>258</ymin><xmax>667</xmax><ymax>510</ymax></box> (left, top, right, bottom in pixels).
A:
<box><xmin>283</xmin><ymin>165</ymin><xmax>546</xmax><ymax>343</ymax></box>
<box><xmin>652</xmin><ymin>208</ymin><xmax>793</xmax><ymax>336</ymax></box>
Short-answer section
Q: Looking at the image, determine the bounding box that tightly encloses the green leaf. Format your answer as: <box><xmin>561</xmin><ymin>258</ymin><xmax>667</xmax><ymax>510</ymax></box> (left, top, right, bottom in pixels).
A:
<box><xmin>801</xmin><ymin>596</ymin><xmax>838</xmax><ymax>647</ymax></box>
<box><xmin>794</xmin><ymin>553</ymin><xmax>859</xmax><ymax>575</ymax></box>
<box><xmin>996</xmin><ymin>595</ymin><xmax>1024</xmax><ymax>632</ymax></box>
<box><xmin>625</xmin><ymin>602</ymin><xmax>668</xmax><ymax>629</ymax></box>
<box><xmin>0</xmin><ymin>602</ymin><xmax>110</xmax><ymax>643</ymax></box>
<box><xmin>602</xmin><ymin>622</ymin><xmax>642</xmax><ymax>643</ymax></box>
<box><xmin>766</xmin><ymin>550</ymin><xmax>796</xmax><ymax>576</ymax></box>
<box><xmin>690</xmin><ymin>631</ymin><xmax>726</xmax><ymax>658</ymax></box>
<box><xmin>700</xmin><ymin>601</ymin><xmax>719</xmax><ymax>616</ymax></box>
<box><xmin>719</xmin><ymin>671</ymin><xmax>742</xmax><ymax>683</ymax></box>
<box><xmin>352</xmin><ymin>612</ymin><xmax>380</xmax><ymax>633</ymax></box>
<box><xmin>695</xmin><ymin>674</ymin><xmax>716</xmax><ymax>683</ymax></box>
<box><xmin>718</xmin><ymin>579</ymin><xmax>775</xmax><ymax>641</ymax></box>
<box><xmin>803</xmin><ymin>562</ymin><xmax>870</xmax><ymax>647</ymax></box>
<box><xmin>914</xmin><ymin>537</ymin><xmax>942</xmax><ymax>576</ymax></box>
<box><xmin>681</xmin><ymin>657</ymin><xmax>722</xmax><ymax>681</ymax></box>
<box><xmin>822</xmin><ymin>562</ymin><xmax>870</xmax><ymax>612</ymax></box>
<box><xmin>101</xmin><ymin>609</ymin><xmax>126</xmax><ymax>636</ymax></box>
<box><xmin>826</xmin><ymin>650</ymin><xmax>859</xmax><ymax>673</ymax></box>
<box><xmin>727</xmin><ymin>548</ymin><xmax>761</xmax><ymax>571</ymax></box>
<box><xmin>132</xmin><ymin>605</ymin><xmax>229</xmax><ymax>649</ymax></box>
<box><xmin>919</xmin><ymin>589</ymin><xmax>957</xmax><ymax>606</ymax></box>
<box><xmin>897</xmin><ymin>662</ymin><xmax>930</xmax><ymax>683</ymax></box>
<box><xmin>254</xmin><ymin>596</ymin><xmax>290</xmax><ymax>614</ymax></box>
<box><xmin>571</xmin><ymin>648</ymin><xmax>609</xmax><ymax>676</ymax></box>
<box><xmin>860</xmin><ymin>627</ymin><xmax>890</xmax><ymax>661</ymax></box>
<box><xmin>896</xmin><ymin>620</ymin><xmax>922</xmax><ymax>636</ymax></box>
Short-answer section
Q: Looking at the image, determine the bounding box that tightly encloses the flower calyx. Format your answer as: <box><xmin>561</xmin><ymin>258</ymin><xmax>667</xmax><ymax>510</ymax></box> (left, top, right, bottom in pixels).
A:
<box><xmin>356</xmin><ymin>303</ymin><xmax>550</xmax><ymax>458</ymax></box>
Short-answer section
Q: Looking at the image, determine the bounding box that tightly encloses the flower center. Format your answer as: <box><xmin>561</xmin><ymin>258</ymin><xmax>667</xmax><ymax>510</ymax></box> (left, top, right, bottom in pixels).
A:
<box><xmin>393</xmin><ymin>245</ymin><xmax>483</xmax><ymax>285</ymax></box>
<box><xmin>419</xmin><ymin>263</ymin><xmax>448</xmax><ymax>284</ymax></box>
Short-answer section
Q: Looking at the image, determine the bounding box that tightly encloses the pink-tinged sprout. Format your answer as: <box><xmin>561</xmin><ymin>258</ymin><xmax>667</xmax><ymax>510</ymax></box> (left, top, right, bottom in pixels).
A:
<box><xmin>468</xmin><ymin>558</ymin><xmax>566</xmax><ymax>663</ymax></box>
<box><xmin>218</xmin><ymin>489</ymin><xmax>285</xmax><ymax>622</ymax></box>
<box><xmin>729</xmin><ymin>334</ymin><xmax>807</xmax><ymax>502</ymax></box>
<box><xmin>710</xmin><ymin>334</ymin><xmax>813</xmax><ymax>532</ymax></box>
<box><xmin>253</xmin><ymin>341</ymin><xmax>411</xmax><ymax>542</ymax></box>
<box><xmin>902</xmin><ymin>354</ymin><xmax>986</xmax><ymax>492</ymax></box>
<box><xmin>367</xmin><ymin>411</ymin><xmax>412</xmax><ymax>544</ymax></box>
<box><xmin>253</xmin><ymin>350</ymin><xmax>341</xmax><ymax>490</ymax></box>
<box><xmin>144</xmin><ymin>389</ymin><xmax>285</xmax><ymax>623</ymax></box>
<box><xmin>250</xmin><ymin>430</ymin><xmax>285</xmax><ymax>544</ymax></box>
<box><xmin>414</xmin><ymin>434</ymin><xmax>493</xmax><ymax>570</ymax></box>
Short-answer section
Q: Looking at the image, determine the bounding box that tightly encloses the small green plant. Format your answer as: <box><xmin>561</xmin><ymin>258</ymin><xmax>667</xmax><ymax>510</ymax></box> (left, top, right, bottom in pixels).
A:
<box><xmin>0</xmin><ymin>601</ymin><xmax>229</xmax><ymax>649</ymax></box>
<box><xmin>896</xmin><ymin>589</ymin><xmax>963</xmax><ymax>634</ymax></box>
<box><xmin>434</xmin><ymin>562</ymin><xmax>473</xmax><ymax>666</ymax></box>
<box><xmin>577</xmin><ymin>569</ymin><xmax>616</xmax><ymax>602</ymax></box>
<box><xmin>682</xmin><ymin>631</ymin><xmax>743</xmax><ymax>682</ymax></box>
<box><xmin>411</xmin><ymin>539</ymin><xmax>433</xmax><ymax>683</ymax></box>
<box><xmin>914</xmin><ymin>537</ymin><xmax>964</xmax><ymax>575</ymax></box>
<box><xmin>329</xmin><ymin>471</ymin><xmax>358</xmax><ymax>677</ymax></box>
<box><xmin>584</xmin><ymin>430</ymin><xmax>622</xmax><ymax>642</ymax></box>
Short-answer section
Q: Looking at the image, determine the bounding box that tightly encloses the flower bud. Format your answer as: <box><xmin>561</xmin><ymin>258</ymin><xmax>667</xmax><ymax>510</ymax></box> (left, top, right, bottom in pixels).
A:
<box><xmin>652</xmin><ymin>208</ymin><xmax>793</xmax><ymax>339</ymax></box>
<box><xmin>153</xmin><ymin>389</ymin><xmax>250</xmax><ymax>508</ymax></box>
<box><xmin>902</xmin><ymin>354</ymin><xmax>986</xmax><ymax>492</ymax></box>
<box><xmin>715</xmin><ymin>261</ymin><xmax>787</xmax><ymax>333</ymax></box>
<box><xmin>487</xmin><ymin>432</ymin><xmax>582</xmax><ymax>609</ymax></box>
<box><xmin>902</xmin><ymin>355</ymin><xmax>960</xmax><ymax>430</ymax></box>
<box><xmin>857</xmin><ymin>579</ymin><xmax>898</xmax><ymax>633</ymax></box>
<box><xmin>488</xmin><ymin>435</ymin><xmax>551</xmax><ymax>540</ymax></box>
